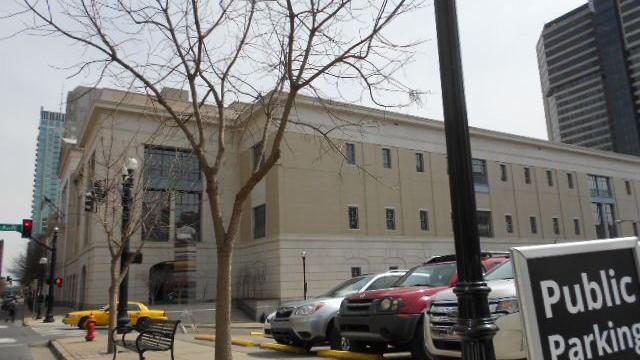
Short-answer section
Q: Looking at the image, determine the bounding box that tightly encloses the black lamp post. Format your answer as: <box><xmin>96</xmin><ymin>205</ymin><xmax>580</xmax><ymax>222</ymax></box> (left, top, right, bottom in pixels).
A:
<box><xmin>35</xmin><ymin>257</ymin><xmax>47</xmax><ymax>320</ymax></box>
<box><xmin>43</xmin><ymin>227</ymin><xmax>58</xmax><ymax>323</ymax></box>
<box><xmin>434</xmin><ymin>1</ymin><xmax>497</xmax><ymax>359</ymax></box>
<box><xmin>117</xmin><ymin>157</ymin><xmax>138</xmax><ymax>332</ymax></box>
<box><xmin>301</xmin><ymin>251</ymin><xmax>307</xmax><ymax>300</ymax></box>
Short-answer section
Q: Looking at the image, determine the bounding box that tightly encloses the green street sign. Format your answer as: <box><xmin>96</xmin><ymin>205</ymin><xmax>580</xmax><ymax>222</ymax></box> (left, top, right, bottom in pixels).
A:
<box><xmin>0</xmin><ymin>224</ymin><xmax>22</xmax><ymax>232</ymax></box>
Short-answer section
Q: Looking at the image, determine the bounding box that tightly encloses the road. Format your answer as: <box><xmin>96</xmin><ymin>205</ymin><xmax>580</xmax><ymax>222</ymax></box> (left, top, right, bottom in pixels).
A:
<box><xmin>0</xmin><ymin>320</ymin><xmax>54</xmax><ymax>360</ymax></box>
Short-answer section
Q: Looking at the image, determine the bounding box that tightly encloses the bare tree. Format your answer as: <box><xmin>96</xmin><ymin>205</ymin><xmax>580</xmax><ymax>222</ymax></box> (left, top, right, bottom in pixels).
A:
<box><xmin>81</xmin><ymin>114</ymin><xmax>174</xmax><ymax>351</ymax></box>
<box><xmin>11</xmin><ymin>1</ymin><xmax>423</xmax><ymax>358</ymax></box>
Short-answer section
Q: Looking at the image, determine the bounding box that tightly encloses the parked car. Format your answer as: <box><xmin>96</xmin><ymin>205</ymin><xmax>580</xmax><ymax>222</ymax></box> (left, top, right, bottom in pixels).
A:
<box><xmin>425</xmin><ymin>260</ymin><xmax>525</xmax><ymax>359</ymax></box>
<box><xmin>269</xmin><ymin>269</ymin><xmax>407</xmax><ymax>351</ymax></box>
<box><xmin>62</xmin><ymin>301</ymin><xmax>168</xmax><ymax>329</ymax></box>
<box><xmin>337</xmin><ymin>252</ymin><xmax>510</xmax><ymax>358</ymax></box>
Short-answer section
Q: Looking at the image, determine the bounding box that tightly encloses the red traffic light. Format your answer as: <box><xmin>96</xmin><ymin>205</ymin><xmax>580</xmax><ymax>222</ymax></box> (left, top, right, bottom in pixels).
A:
<box><xmin>55</xmin><ymin>277</ymin><xmax>63</xmax><ymax>287</ymax></box>
<box><xmin>21</xmin><ymin>219</ymin><xmax>33</xmax><ymax>238</ymax></box>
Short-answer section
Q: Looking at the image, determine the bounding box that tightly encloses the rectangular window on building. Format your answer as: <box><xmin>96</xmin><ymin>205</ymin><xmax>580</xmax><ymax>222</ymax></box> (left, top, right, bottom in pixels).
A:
<box><xmin>546</xmin><ymin>170</ymin><xmax>554</xmax><ymax>187</ymax></box>
<box><xmin>574</xmin><ymin>218</ymin><xmax>581</xmax><ymax>235</ymax></box>
<box><xmin>530</xmin><ymin>216</ymin><xmax>538</xmax><ymax>234</ymax></box>
<box><xmin>524</xmin><ymin>167</ymin><xmax>531</xmax><ymax>184</ymax></box>
<box><xmin>500</xmin><ymin>164</ymin><xmax>508</xmax><ymax>182</ymax></box>
<box><xmin>252</xmin><ymin>142</ymin><xmax>265</xmax><ymax>171</ymax></box>
<box><xmin>382</xmin><ymin>148</ymin><xmax>392</xmax><ymax>168</ymax></box>
<box><xmin>351</xmin><ymin>267</ymin><xmax>362</xmax><ymax>278</ymax></box>
<box><xmin>142</xmin><ymin>190</ymin><xmax>170</xmax><ymax>242</ymax></box>
<box><xmin>175</xmin><ymin>192</ymin><xmax>201</xmax><ymax>242</ymax></box>
<box><xmin>348</xmin><ymin>206</ymin><xmax>359</xmax><ymax>229</ymax></box>
<box><xmin>505</xmin><ymin>214</ymin><xmax>513</xmax><ymax>234</ymax></box>
<box><xmin>416</xmin><ymin>153</ymin><xmax>424</xmax><ymax>172</ymax></box>
<box><xmin>253</xmin><ymin>204</ymin><xmax>266</xmax><ymax>239</ymax></box>
<box><xmin>477</xmin><ymin>210</ymin><xmax>493</xmax><ymax>237</ymax></box>
<box><xmin>419</xmin><ymin>210</ymin><xmax>429</xmax><ymax>231</ymax></box>
<box><xmin>625</xmin><ymin>180</ymin><xmax>632</xmax><ymax>195</ymax></box>
<box><xmin>589</xmin><ymin>175</ymin><xmax>612</xmax><ymax>198</ymax></box>
<box><xmin>472</xmin><ymin>159</ymin><xmax>488</xmax><ymax>186</ymax></box>
<box><xmin>634</xmin><ymin>222</ymin><xmax>639</xmax><ymax>237</ymax></box>
<box><xmin>385</xmin><ymin>208</ymin><xmax>396</xmax><ymax>230</ymax></box>
<box><xmin>552</xmin><ymin>217</ymin><xmax>560</xmax><ymax>235</ymax></box>
<box><xmin>346</xmin><ymin>143</ymin><xmax>356</xmax><ymax>165</ymax></box>
<box><xmin>567</xmin><ymin>173</ymin><xmax>574</xmax><ymax>189</ymax></box>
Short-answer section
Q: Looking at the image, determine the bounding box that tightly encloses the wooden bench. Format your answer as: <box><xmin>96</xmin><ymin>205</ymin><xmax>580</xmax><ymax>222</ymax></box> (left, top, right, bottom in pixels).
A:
<box><xmin>112</xmin><ymin>318</ymin><xmax>181</xmax><ymax>360</ymax></box>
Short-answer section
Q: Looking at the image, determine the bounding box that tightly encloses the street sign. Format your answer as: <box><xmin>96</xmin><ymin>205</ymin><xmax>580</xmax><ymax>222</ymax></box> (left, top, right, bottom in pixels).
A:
<box><xmin>512</xmin><ymin>238</ymin><xmax>640</xmax><ymax>360</ymax></box>
<box><xmin>0</xmin><ymin>224</ymin><xmax>21</xmax><ymax>232</ymax></box>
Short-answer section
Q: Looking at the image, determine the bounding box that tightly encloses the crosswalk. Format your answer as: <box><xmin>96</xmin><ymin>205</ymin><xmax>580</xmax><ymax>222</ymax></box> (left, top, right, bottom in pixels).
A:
<box><xmin>28</xmin><ymin>322</ymin><xmax>86</xmax><ymax>339</ymax></box>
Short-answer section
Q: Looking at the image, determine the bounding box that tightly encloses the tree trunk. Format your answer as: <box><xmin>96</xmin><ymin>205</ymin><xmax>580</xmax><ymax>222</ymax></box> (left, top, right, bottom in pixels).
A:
<box><xmin>214</xmin><ymin>242</ymin><xmax>233</xmax><ymax>360</ymax></box>
<box><xmin>107</xmin><ymin>268</ymin><xmax>119</xmax><ymax>353</ymax></box>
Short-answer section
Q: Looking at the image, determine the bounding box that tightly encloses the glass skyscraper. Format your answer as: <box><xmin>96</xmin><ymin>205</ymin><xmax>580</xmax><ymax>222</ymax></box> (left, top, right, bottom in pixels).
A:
<box><xmin>31</xmin><ymin>108</ymin><xmax>66</xmax><ymax>237</ymax></box>
<box><xmin>537</xmin><ymin>0</ymin><xmax>640</xmax><ymax>155</ymax></box>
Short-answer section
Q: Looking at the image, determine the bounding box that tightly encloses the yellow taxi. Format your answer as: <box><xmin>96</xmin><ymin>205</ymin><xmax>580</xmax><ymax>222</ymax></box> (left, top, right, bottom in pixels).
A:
<box><xmin>62</xmin><ymin>301</ymin><xmax>168</xmax><ymax>329</ymax></box>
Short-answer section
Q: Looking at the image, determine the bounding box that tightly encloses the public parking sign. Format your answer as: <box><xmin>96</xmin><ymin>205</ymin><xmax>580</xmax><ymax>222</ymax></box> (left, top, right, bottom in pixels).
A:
<box><xmin>512</xmin><ymin>238</ymin><xmax>640</xmax><ymax>360</ymax></box>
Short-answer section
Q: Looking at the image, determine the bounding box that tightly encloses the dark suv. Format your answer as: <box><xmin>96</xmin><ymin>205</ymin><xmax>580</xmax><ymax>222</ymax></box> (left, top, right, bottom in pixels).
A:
<box><xmin>336</xmin><ymin>252</ymin><xmax>510</xmax><ymax>359</ymax></box>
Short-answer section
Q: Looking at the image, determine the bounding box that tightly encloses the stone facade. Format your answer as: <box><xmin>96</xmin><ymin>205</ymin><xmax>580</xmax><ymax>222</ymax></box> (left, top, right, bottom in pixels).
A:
<box><xmin>55</xmin><ymin>87</ymin><xmax>640</xmax><ymax>307</ymax></box>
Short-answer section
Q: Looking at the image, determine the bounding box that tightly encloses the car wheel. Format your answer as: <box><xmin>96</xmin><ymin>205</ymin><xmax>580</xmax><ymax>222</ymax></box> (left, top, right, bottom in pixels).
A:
<box><xmin>328</xmin><ymin>324</ymin><xmax>342</xmax><ymax>350</ymax></box>
<box><xmin>274</xmin><ymin>337</ymin><xmax>288</xmax><ymax>345</ymax></box>
<box><xmin>409</xmin><ymin>317</ymin><xmax>436</xmax><ymax>360</ymax></box>
<box><xmin>78</xmin><ymin>316</ymin><xmax>89</xmax><ymax>329</ymax></box>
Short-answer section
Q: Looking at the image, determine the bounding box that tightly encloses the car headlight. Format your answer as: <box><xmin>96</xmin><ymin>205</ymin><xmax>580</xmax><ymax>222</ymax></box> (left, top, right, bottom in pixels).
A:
<box><xmin>491</xmin><ymin>298</ymin><xmax>519</xmax><ymax>317</ymax></box>
<box><xmin>294</xmin><ymin>303</ymin><xmax>325</xmax><ymax>316</ymax></box>
<box><xmin>377</xmin><ymin>297</ymin><xmax>403</xmax><ymax>312</ymax></box>
<box><xmin>265</xmin><ymin>312</ymin><xmax>276</xmax><ymax>324</ymax></box>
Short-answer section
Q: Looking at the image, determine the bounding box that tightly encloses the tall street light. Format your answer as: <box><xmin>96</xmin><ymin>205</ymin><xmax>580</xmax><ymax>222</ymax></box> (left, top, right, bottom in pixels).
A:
<box><xmin>434</xmin><ymin>1</ymin><xmax>497</xmax><ymax>359</ymax></box>
<box><xmin>117</xmin><ymin>157</ymin><xmax>138</xmax><ymax>332</ymax></box>
<box><xmin>36</xmin><ymin>257</ymin><xmax>47</xmax><ymax>320</ymax></box>
<box><xmin>43</xmin><ymin>227</ymin><xmax>59</xmax><ymax>322</ymax></box>
<box><xmin>301</xmin><ymin>251</ymin><xmax>307</xmax><ymax>300</ymax></box>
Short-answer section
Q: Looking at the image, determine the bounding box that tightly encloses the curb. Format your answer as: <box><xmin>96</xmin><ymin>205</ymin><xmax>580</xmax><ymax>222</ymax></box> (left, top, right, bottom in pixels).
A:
<box><xmin>317</xmin><ymin>350</ymin><xmax>385</xmax><ymax>360</ymax></box>
<box><xmin>259</xmin><ymin>342</ymin><xmax>310</xmax><ymax>354</ymax></box>
<box><xmin>193</xmin><ymin>335</ymin><xmax>257</xmax><ymax>347</ymax></box>
<box><xmin>49</xmin><ymin>339</ymin><xmax>75</xmax><ymax>360</ymax></box>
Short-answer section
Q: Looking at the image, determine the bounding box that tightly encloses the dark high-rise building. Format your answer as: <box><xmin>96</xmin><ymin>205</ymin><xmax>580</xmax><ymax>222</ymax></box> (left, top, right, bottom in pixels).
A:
<box><xmin>538</xmin><ymin>0</ymin><xmax>640</xmax><ymax>155</ymax></box>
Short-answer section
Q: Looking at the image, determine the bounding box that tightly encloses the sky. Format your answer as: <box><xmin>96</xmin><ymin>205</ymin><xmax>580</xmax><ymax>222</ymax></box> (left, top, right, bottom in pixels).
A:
<box><xmin>0</xmin><ymin>0</ymin><xmax>586</xmax><ymax>276</ymax></box>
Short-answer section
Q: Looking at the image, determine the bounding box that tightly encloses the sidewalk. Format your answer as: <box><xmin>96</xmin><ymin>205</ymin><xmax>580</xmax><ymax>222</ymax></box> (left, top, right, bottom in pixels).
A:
<box><xmin>50</xmin><ymin>332</ymin><xmax>329</xmax><ymax>359</ymax></box>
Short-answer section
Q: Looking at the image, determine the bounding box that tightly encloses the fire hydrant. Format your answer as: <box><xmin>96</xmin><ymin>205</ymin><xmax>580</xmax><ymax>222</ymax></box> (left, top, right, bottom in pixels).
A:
<box><xmin>85</xmin><ymin>314</ymin><xmax>96</xmax><ymax>341</ymax></box>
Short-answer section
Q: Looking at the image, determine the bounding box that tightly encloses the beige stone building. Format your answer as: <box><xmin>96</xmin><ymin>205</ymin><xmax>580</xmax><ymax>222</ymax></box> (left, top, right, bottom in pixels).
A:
<box><xmin>55</xmin><ymin>86</ymin><xmax>640</xmax><ymax>309</ymax></box>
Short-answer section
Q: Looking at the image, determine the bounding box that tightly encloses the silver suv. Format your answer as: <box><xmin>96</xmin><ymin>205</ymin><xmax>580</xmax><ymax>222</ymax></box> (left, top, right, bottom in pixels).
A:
<box><xmin>267</xmin><ymin>270</ymin><xmax>406</xmax><ymax>351</ymax></box>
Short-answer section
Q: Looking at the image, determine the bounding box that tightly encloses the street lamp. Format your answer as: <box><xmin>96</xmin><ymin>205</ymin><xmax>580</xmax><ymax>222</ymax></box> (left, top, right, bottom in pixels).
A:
<box><xmin>43</xmin><ymin>227</ymin><xmax>59</xmax><ymax>323</ymax></box>
<box><xmin>434</xmin><ymin>1</ymin><xmax>497</xmax><ymax>359</ymax></box>
<box><xmin>301</xmin><ymin>251</ymin><xmax>307</xmax><ymax>300</ymax></box>
<box><xmin>36</xmin><ymin>257</ymin><xmax>48</xmax><ymax>320</ymax></box>
<box><xmin>117</xmin><ymin>157</ymin><xmax>138</xmax><ymax>332</ymax></box>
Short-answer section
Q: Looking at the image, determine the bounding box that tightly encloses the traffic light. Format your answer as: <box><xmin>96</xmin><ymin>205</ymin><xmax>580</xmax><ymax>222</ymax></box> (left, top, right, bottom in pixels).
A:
<box><xmin>84</xmin><ymin>192</ymin><xmax>95</xmax><ymax>212</ymax></box>
<box><xmin>55</xmin><ymin>277</ymin><xmax>62</xmax><ymax>287</ymax></box>
<box><xmin>21</xmin><ymin>219</ymin><xmax>32</xmax><ymax>238</ymax></box>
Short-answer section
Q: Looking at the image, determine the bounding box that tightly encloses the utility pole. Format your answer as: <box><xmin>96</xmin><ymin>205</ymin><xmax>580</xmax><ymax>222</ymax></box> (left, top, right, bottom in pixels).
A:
<box><xmin>43</xmin><ymin>227</ymin><xmax>58</xmax><ymax>322</ymax></box>
<box><xmin>301</xmin><ymin>251</ymin><xmax>307</xmax><ymax>300</ymax></box>
<box><xmin>433</xmin><ymin>1</ymin><xmax>497</xmax><ymax>359</ymax></box>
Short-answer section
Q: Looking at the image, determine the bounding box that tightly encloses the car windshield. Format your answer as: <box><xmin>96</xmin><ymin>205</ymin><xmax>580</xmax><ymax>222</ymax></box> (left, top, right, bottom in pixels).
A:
<box><xmin>396</xmin><ymin>263</ymin><xmax>457</xmax><ymax>287</ymax></box>
<box><xmin>321</xmin><ymin>275</ymin><xmax>375</xmax><ymax>298</ymax></box>
<box><xmin>484</xmin><ymin>261</ymin><xmax>514</xmax><ymax>281</ymax></box>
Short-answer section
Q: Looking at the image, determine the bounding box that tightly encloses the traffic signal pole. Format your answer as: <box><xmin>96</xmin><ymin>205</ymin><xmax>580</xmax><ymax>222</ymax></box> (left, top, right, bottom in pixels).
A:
<box><xmin>433</xmin><ymin>1</ymin><xmax>497</xmax><ymax>360</ymax></box>
<box><xmin>43</xmin><ymin>228</ymin><xmax>58</xmax><ymax>323</ymax></box>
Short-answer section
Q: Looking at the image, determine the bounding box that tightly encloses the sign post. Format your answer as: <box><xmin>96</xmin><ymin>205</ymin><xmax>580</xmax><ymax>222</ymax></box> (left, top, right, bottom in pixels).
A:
<box><xmin>512</xmin><ymin>238</ymin><xmax>640</xmax><ymax>360</ymax></box>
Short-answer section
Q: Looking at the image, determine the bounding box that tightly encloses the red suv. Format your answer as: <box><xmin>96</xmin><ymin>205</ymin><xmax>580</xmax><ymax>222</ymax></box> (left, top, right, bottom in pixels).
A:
<box><xmin>336</xmin><ymin>252</ymin><xmax>510</xmax><ymax>359</ymax></box>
